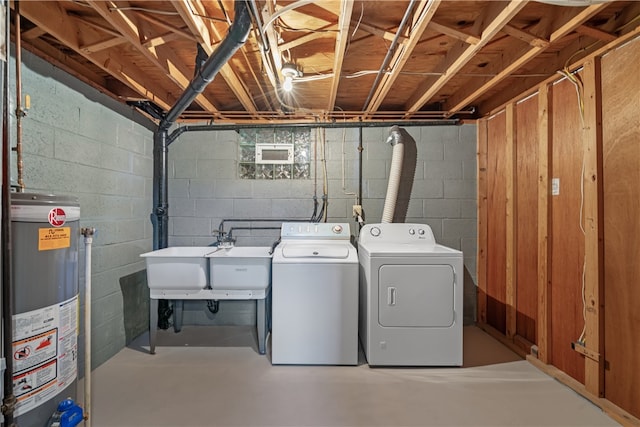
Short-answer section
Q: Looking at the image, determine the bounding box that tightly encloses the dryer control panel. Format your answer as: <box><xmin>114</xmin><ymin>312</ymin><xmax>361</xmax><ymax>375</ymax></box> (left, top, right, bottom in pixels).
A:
<box><xmin>280</xmin><ymin>222</ymin><xmax>351</xmax><ymax>240</ymax></box>
<box><xmin>359</xmin><ymin>223</ymin><xmax>436</xmax><ymax>245</ymax></box>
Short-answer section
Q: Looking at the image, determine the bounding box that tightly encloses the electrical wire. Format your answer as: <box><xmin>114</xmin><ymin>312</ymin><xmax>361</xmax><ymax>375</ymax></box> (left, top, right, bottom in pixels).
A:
<box><xmin>557</xmin><ymin>65</ymin><xmax>588</xmax><ymax>346</ymax></box>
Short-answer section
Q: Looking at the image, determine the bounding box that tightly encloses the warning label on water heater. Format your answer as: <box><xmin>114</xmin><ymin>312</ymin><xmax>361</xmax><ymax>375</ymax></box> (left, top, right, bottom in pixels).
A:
<box><xmin>38</xmin><ymin>227</ymin><xmax>71</xmax><ymax>251</ymax></box>
<box><xmin>12</xmin><ymin>295</ymin><xmax>78</xmax><ymax>416</ymax></box>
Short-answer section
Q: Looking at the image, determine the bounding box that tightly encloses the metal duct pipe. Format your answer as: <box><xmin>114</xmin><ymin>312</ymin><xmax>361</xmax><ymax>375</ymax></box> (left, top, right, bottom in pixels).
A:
<box><xmin>159</xmin><ymin>1</ymin><xmax>252</xmax><ymax>131</ymax></box>
<box><xmin>381</xmin><ymin>125</ymin><xmax>405</xmax><ymax>223</ymax></box>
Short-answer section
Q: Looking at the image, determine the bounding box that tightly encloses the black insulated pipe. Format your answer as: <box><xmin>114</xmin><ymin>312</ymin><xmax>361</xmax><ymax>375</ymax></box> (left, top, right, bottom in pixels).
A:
<box><xmin>159</xmin><ymin>0</ymin><xmax>252</xmax><ymax>131</ymax></box>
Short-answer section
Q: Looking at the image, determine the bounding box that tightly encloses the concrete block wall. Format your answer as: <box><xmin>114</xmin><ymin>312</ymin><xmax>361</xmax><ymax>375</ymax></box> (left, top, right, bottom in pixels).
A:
<box><xmin>168</xmin><ymin>124</ymin><xmax>477</xmax><ymax>325</ymax></box>
<box><xmin>9</xmin><ymin>50</ymin><xmax>154</xmax><ymax>370</ymax></box>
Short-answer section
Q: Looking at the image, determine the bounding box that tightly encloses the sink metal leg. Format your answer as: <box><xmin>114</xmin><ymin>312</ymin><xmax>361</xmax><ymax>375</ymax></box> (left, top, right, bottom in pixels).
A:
<box><xmin>173</xmin><ymin>300</ymin><xmax>184</xmax><ymax>333</ymax></box>
<box><xmin>149</xmin><ymin>298</ymin><xmax>158</xmax><ymax>354</ymax></box>
<box><xmin>257</xmin><ymin>298</ymin><xmax>266</xmax><ymax>355</ymax></box>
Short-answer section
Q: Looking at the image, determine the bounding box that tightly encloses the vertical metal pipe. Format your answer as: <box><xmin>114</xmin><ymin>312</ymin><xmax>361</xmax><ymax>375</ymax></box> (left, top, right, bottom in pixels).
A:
<box><xmin>152</xmin><ymin>129</ymin><xmax>168</xmax><ymax>251</ymax></box>
<box><xmin>2</xmin><ymin>0</ymin><xmax>17</xmax><ymax>424</ymax></box>
<box><xmin>13</xmin><ymin>0</ymin><xmax>24</xmax><ymax>192</ymax></box>
<box><xmin>358</xmin><ymin>126</ymin><xmax>363</xmax><ymax>206</ymax></box>
<box><xmin>81</xmin><ymin>227</ymin><xmax>95</xmax><ymax>427</ymax></box>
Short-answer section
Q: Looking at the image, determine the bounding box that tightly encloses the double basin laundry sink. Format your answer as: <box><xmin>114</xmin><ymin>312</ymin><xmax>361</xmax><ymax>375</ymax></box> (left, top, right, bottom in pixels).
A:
<box><xmin>141</xmin><ymin>246</ymin><xmax>273</xmax><ymax>355</ymax></box>
<box><xmin>141</xmin><ymin>246</ymin><xmax>272</xmax><ymax>295</ymax></box>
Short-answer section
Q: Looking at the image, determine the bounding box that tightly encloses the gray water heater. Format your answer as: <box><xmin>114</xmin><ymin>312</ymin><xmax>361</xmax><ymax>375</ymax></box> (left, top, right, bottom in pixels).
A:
<box><xmin>10</xmin><ymin>193</ymin><xmax>80</xmax><ymax>427</ymax></box>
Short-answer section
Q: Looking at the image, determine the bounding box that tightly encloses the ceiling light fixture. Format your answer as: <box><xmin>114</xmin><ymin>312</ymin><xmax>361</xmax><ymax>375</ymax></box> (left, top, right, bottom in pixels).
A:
<box><xmin>281</xmin><ymin>63</ymin><xmax>301</xmax><ymax>92</ymax></box>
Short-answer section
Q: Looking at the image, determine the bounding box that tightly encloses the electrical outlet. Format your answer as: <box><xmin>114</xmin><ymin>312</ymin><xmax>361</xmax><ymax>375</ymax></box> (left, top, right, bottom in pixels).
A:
<box><xmin>352</xmin><ymin>204</ymin><xmax>362</xmax><ymax>218</ymax></box>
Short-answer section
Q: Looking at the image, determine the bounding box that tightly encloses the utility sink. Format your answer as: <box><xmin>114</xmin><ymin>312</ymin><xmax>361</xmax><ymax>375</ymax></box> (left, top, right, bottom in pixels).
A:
<box><xmin>141</xmin><ymin>246</ymin><xmax>215</xmax><ymax>290</ymax></box>
<box><xmin>207</xmin><ymin>246</ymin><xmax>272</xmax><ymax>291</ymax></box>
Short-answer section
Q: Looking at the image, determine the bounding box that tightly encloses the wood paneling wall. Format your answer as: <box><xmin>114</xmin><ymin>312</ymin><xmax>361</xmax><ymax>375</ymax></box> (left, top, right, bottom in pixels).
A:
<box><xmin>601</xmin><ymin>37</ymin><xmax>640</xmax><ymax>417</ymax></box>
<box><xmin>550</xmin><ymin>78</ymin><xmax>586</xmax><ymax>384</ymax></box>
<box><xmin>515</xmin><ymin>96</ymin><xmax>538</xmax><ymax>344</ymax></box>
<box><xmin>477</xmin><ymin>34</ymin><xmax>640</xmax><ymax>421</ymax></box>
<box><xmin>486</xmin><ymin>112</ymin><xmax>507</xmax><ymax>334</ymax></box>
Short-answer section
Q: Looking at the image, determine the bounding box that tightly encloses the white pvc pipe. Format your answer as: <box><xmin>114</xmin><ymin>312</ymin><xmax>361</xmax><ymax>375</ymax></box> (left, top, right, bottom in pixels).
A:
<box><xmin>381</xmin><ymin>126</ymin><xmax>405</xmax><ymax>223</ymax></box>
<box><xmin>81</xmin><ymin>228</ymin><xmax>95</xmax><ymax>427</ymax></box>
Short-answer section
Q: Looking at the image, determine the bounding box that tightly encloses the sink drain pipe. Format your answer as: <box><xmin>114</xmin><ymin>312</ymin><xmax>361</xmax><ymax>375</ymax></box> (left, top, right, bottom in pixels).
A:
<box><xmin>381</xmin><ymin>125</ymin><xmax>405</xmax><ymax>223</ymax></box>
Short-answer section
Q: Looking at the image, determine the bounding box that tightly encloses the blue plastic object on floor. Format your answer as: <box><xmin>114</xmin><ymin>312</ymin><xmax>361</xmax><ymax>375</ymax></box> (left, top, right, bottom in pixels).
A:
<box><xmin>46</xmin><ymin>398</ymin><xmax>84</xmax><ymax>427</ymax></box>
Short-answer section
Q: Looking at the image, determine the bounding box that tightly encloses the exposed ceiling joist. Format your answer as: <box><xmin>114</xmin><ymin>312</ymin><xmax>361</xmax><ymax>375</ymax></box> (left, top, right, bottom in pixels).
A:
<box><xmin>174</xmin><ymin>0</ymin><xmax>257</xmax><ymax>114</ymax></box>
<box><xmin>501</xmin><ymin>24</ymin><xmax>550</xmax><ymax>48</ymax></box>
<box><xmin>279</xmin><ymin>24</ymin><xmax>337</xmax><ymax>51</ymax></box>
<box><xmin>364</xmin><ymin>0</ymin><xmax>441</xmax><ymax>115</ymax></box>
<box><xmin>355</xmin><ymin>21</ymin><xmax>408</xmax><ymax>43</ymax></box>
<box><xmin>405</xmin><ymin>0</ymin><xmax>529</xmax><ymax>116</ymax></box>
<box><xmin>428</xmin><ymin>21</ymin><xmax>480</xmax><ymax>45</ymax></box>
<box><xmin>478</xmin><ymin>1</ymin><xmax>640</xmax><ymax>115</ymax></box>
<box><xmin>444</xmin><ymin>2</ymin><xmax>612</xmax><ymax>115</ymax></box>
<box><xmin>327</xmin><ymin>0</ymin><xmax>355</xmax><ymax>111</ymax></box>
<box><xmin>18</xmin><ymin>0</ymin><xmax>175</xmax><ymax>110</ymax></box>
<box><xmin>575</xmin><ymin>24</ymin><xmax>617</xmax><ymax>42</ymax></box>
<box><xmin>135</xmin><ymin>11</ymin><xmax>196</xmax><ymax>42</ymax></box>
<box><xmin>88</xmin><ymin>0</ymin><xmax>219</xmax><ymax>115</ymax></box>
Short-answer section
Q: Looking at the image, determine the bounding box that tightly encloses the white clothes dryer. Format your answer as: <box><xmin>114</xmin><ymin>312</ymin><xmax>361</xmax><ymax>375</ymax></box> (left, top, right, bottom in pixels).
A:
<box><xmin>271</xmin><ymin>222</ymin><xmax>358</xmax><ymax>365</ymax></box>
<box><xmin>358</xmin><ymin>223</ymin><xmax>463</xmax><ymax>366</ymax></box>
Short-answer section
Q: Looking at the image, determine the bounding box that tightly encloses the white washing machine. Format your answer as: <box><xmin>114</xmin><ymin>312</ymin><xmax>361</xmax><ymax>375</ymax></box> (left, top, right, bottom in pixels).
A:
<box><xmin>358</xmin><ymin>223</ymin><xmax>463</xmax><ymax>366</ymax></box>
<box><xmin>271</xmin><ymin>222</ymin><xmax>358</xmax><ymax>365</ymax></box>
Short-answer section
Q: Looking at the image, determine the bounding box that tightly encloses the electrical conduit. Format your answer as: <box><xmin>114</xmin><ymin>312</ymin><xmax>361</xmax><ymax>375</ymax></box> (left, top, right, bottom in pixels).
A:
<box><xmin>381</xmin><ymin>126</ymin><xmax>405</xmax><ymax>223</ymax></box>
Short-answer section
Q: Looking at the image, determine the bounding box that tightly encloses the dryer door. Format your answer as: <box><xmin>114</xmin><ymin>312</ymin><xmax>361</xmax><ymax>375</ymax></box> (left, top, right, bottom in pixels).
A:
<box><xmin>378</xmin><ymin>264</ymin><xmax>455</xmax><ymax>327</ymax></box>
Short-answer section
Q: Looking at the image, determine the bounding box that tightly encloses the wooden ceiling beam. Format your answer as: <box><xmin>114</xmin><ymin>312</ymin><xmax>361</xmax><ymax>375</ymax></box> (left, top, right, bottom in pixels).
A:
<box><xmin>279</xmin><ymin>24</ymin><xmax>337</xmax><ymax>51</ymax></box>
<box><xmin>21</xmin><ymin>26</ymin><xmax>46</xmax><ymax>40</ymax></box>
<box><xmin>175</xmin><ymin>0</ymin><xmax>258</xmax><ymax>114</ymax></box>
<box><xmin>575</xmin><ymin>24</ymin><xmax>617</xmax><ymax>43</ymax></box>
<box><xmin>136</xmin><ymin>11</ymin><xmax>196</xmax><ymax>42</ymax></box>
<box><xmin>355</xmin><ymin>21</ymin><xmax>408</xmax><ymax>43</ymax></box>
<box><xmin>427</xmin><ymin>21</ymin><xmax>480</xmax><ymax>45</ymax></box>
<box><xmin>478</xmin><ymin>2</ymin><xmax>640</xmax><ymax>116</ymax></box>
<box><xmin>443</xmin><ymin>2</ymin><xmax>611</xmax><ymax>115</ymax></box>
<box><xmin>365</xmin><ymin>0</ymin><xmax>441</xmax><ymax>115</ymax></box>
<box><xmin>327</xmin><ymin>0</ymin><xmax>354</xmax><ymax>111</ymax></box>
<box><xmin>18</xmin><ymin>0</ymin><xmax>174</xmax><ymax>110</ymax></box>
<box><xmin>502</xmin><ymin>24</ymin><xmax>549</xmax><ymax>48</ymax></box>
<box><xmin>80</xmin><ymin>36</ymin><xmax>127</xmax><ymax>54</ymax></box>
<box><xmin>404</xmin><ymin>0</ymin><xmax>529</xmax><ymax>116</ymax></box>
<box><xmin>88</xmin><ymin>1</ymin><xmax>219</xmax><ymax>115</ymax></box>
<box><xmin>142</xmin><ymin>32</ymin><xmax>184</xmax><ymax>49</ymax></box>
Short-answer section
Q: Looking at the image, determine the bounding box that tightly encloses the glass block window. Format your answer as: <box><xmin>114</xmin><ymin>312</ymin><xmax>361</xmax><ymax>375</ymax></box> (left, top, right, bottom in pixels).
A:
<box><xmin>239</xmin><ymin>128</ymin><xmax>311</xmax><ymax>179</ymax></box>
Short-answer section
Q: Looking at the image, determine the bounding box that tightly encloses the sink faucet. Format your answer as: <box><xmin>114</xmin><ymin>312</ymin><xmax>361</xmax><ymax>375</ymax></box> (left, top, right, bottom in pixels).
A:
<box><xmin>213</xmin><ymin>229</ymin><xmax>235</xmax><ymax>248</ymax></box>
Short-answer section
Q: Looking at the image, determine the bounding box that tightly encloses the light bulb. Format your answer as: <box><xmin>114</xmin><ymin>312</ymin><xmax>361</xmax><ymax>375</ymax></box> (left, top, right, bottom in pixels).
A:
<box><xmin>283</xmin><ymin>76</ymin><xmax>293</xmax><ymax>92</ymax></box>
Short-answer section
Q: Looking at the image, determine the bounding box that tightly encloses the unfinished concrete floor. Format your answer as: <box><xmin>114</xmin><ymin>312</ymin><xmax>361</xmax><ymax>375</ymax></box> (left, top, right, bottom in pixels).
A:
<box><xmin>86</xmin><ymin>326</ymin><xmax>618</xmax><ymax>426</ymax></box>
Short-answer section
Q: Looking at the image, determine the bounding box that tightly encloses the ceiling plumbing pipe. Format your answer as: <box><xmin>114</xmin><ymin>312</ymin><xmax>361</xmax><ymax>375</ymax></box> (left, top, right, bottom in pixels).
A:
<box><xmin>381</xmin><ymin>125</ymin><xmax>405</xmax><ymax>223</ymax></box>
<box><xmin>362</xmin><ymin>0</ymin><xmax>418</xmax><ymax>110</ymax></box>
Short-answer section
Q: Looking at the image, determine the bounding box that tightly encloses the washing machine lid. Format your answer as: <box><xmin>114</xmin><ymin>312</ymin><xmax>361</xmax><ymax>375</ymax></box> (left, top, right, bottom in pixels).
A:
<box><xmin>282</xmin><ymin>243</ymin><xmax>350</xmax><ymax>259</ymax></box>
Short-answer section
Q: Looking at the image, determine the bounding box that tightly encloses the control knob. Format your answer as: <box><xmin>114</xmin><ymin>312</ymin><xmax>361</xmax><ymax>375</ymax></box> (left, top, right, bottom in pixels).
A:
<box><xmin>370</xmin><ymin>226</ymin><xmax>381</xmax><ymax>237</ymax></box>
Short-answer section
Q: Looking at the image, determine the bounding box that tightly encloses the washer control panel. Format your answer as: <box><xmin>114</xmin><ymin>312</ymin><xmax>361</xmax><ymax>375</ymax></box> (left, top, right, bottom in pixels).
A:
<box><xmin>281</xmin><ymin>222</ymin><xmax>351</xmax><ymax>240</ymax></box>
<box><xmin>360</xmin><ymin>223</ymin><xmax>436</xmax><ymax>245</ymax></box>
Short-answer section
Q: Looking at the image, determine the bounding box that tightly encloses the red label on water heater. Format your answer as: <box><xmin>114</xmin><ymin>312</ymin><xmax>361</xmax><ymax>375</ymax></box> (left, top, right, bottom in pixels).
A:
<box><xmin>48</xmin><ymin>208</ymin><xmax>66</xmax><ymax>227</ymax></box>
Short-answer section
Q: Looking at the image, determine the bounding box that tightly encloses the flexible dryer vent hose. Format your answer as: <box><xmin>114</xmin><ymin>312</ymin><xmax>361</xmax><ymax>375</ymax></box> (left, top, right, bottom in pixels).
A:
<box><xmin>381</xmin><ymin>126</ymin><xmax>404</xmax><ymax>223</ymax></box>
